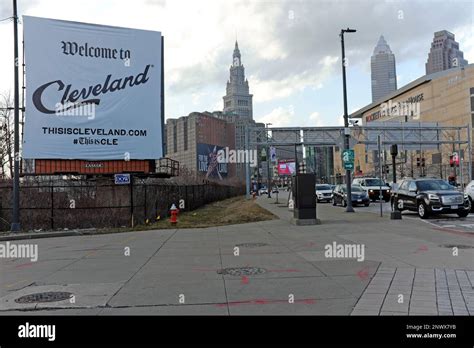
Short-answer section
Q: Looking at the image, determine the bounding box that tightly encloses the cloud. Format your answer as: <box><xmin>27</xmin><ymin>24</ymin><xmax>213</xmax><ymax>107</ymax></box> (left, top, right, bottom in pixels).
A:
<box><xmin>251</xmin><ymin>55</ymin><xmax>338</xmax><ymax>102</ymax></box>
<box><xmin>0</xmin><ymin>0</ymin><xmax>472</xmax><ymax>121</ymax></box>
<box><xmin>256</xmin><ymin>106</ymin><xmax>295</xmax><ymax>127</ymax></box>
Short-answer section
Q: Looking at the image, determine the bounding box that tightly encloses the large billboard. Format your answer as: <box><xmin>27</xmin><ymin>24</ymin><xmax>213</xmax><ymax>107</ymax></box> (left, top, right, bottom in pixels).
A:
<box><xmin>197</xmin><ymin>143</ymin><xmax>228</xmax><ymax>180</ymax></box>
<box><xmin>22</xmin><ymin>16</ymin><xmax>162</xmax><ymax>160</ymax></box>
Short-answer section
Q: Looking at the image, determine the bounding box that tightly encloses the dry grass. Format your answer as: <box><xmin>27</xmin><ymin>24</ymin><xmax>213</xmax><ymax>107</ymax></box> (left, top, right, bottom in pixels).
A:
<box><xmin>149</xmin><ymin>195</ymin><xmax>277</xmax><ymax>229</ymax></box>
<box><xmin>0</xmin><ymin>196</ymin><xmax>276</xmax><ymax>237</ymax></box>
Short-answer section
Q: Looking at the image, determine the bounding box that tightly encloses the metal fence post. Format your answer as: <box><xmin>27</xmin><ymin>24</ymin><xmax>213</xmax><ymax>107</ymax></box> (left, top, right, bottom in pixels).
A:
<box><xmin>130</xmin><ymin>175</ymin><xmax>134</xmax><ymax>228</ymax></box>
<box><xmin>144</xmin><ymin>183</ymin><xmax>147</xmax><ymax>222</ymax></box>
<box><xmin>50</xmin><ymin>185</ymin><xmax>54</xmax><ymax>230</ymax></box>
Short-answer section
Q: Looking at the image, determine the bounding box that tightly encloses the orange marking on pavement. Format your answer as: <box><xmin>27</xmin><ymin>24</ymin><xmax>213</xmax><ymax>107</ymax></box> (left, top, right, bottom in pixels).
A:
<box><xmin>357</xmin><ymin>267</ymin><xmax>370</xmax><ymax>280</ymax></box>
<box><xmin>415</xmin><ymin>245</ymin><xmax>428</xmax><ymax>253</ymax></box>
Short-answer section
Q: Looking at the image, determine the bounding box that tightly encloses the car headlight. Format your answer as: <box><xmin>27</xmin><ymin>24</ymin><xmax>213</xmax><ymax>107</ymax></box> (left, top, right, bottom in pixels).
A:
<box><xmin>428</xmin><ymin>193</ymin><xmax>439</xmax><ymax>200</ymax></box>
<box><xmin>369</xmin><ymin>189</ymin><xmax>373</xmax><ymax>192</ymax></box>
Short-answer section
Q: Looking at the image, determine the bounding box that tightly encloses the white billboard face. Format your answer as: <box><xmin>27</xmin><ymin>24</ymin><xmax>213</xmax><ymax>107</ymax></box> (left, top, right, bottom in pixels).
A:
<box><xmin>23</xmin><ymin>16</ymin><xmax>162</xmax><ymax>160</ymax></box>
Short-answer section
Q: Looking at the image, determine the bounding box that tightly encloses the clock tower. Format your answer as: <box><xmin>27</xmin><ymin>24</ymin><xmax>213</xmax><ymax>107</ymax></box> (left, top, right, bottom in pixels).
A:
<box><xmin>223</xmin><ymin>41</ymin><xmax>253</xmax><ymax>119</ymax></box>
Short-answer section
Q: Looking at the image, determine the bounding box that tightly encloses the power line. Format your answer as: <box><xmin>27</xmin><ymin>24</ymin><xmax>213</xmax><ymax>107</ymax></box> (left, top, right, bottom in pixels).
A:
<box><xmin>0</xmin><ymin>16</ymin><xmax>13</xmax><ymax>22</ymax></box>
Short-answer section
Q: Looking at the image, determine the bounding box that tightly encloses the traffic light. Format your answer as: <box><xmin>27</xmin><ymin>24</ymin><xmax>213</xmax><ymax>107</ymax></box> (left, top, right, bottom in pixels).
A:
<box><xmin>449</xmin><ymin>155</ymin><xmax>454</xmax><ymax>167</ymax></box>
<box><xmin>299</xmin><ymin>162</ymin><xmax>306</xmax><ymax>174</ymax></box>
<box><xmin>273</xmin><ymin>165</ymin><xmax>279</xmax><ymax>178</ymax></box>
<box><xmin>384</xmin><ymin>165</ymin><xmax>390</xmax><ymax>174</ymax></box>
<box><xmin>416</xmin><ymin>157</ymin><xmax>421</xmax><ymax>167</ymax></box>
<box><xmin>421</xmin><ymin>158</ymin><xmax>425</xmax><ymax>167</ymax></box>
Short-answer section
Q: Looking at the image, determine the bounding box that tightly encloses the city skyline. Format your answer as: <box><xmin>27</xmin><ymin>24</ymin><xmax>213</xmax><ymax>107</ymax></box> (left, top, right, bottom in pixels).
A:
<box><xmin>0</xmin><ymin>0</ymin><xmax>472</xmax><ymax>129</ymax></box>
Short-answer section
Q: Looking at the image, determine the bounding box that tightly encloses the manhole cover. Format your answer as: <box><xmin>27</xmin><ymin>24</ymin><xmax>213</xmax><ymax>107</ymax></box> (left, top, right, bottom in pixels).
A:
<box><xmin>440</xmin><ymin>244</ymin><xmax>474</xmax><ymax>249</ymax></box>
<box><xmin>217</xmin><ymin>267</ymin><xmax>267</xmax><ymax>276</ymax></box>
<box><xmin>235</xmin><ymin>243</ymin><xmax>268</xmax><ymax>248</ymax></box>
<box><xmin>15</xmin><ymin>291</ymin><xmax>73</xmax><ymax>304</ymax></box>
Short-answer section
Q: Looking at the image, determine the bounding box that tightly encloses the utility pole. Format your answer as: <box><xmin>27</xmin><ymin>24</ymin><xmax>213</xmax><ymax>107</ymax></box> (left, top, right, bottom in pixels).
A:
<box><xmin>266</xmin><ymin>123</ymin><xmax>272</xmax><ymax>198</ymax></box>
<box><xmin>11</xmin><ymin>0</ymin><xmax>21</xmax><ymax>231</ymax></box>
<box><xmin>340</xmin><ymin>28</ymin><xmax>356</xmax><ymax>213</ymax></box>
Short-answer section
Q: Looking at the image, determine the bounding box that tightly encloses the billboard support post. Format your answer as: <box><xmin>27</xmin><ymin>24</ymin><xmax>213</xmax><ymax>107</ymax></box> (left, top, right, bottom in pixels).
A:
<box><xmin>161</xmin><ymin>36</ymin><xmax>165</xmax><ymax>157</ymax></box>
<box><xmin>11</xmin><ymin>0</ymin><xmax>21</xmax><ymax>232</ymax></box>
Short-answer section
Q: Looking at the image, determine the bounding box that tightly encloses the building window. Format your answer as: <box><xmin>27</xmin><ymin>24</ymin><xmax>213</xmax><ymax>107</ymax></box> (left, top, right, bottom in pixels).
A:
<box><xmin>183</xmin><ymin>118</ymin><xmax>188</xmax><ymax>151</ymax></box>
<box><xmin>173</xmin><ymin>122</ymin><xmax>177</xmax><ymax>153</ymax></box>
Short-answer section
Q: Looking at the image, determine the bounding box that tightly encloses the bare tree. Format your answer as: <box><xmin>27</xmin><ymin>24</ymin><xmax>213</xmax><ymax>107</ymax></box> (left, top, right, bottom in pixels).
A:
<box><xmin>0</xmin><ymin>92</ymin><xmax>14</xmax><ymax>179</ymax></box>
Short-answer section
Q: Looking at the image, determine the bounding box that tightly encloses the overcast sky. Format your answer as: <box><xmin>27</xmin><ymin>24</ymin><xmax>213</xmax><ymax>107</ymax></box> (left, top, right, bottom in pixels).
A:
<box><xmin>0</xmin><ymin>0</ymin><xmax>473</xmax><ymax>127</ymax></box>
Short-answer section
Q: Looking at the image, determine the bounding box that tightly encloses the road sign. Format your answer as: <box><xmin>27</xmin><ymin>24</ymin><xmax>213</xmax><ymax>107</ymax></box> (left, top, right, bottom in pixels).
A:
<box><xmin>342</xmin><ymin>149</ymin><xmax>354</xmax><ymax>170</ymax></box>
<box><xmin>114</xmin><ymin>173</ymin><xmax>131</xmax><ymax>185</ymax></box>
<box><xmin>343</xmin><ymin>162</ymin><xmax>354</xmax><ymax>170</ymax></box>
<box><xmin>270</xmin><ymin>146</ymin><xmax>277</xmax><ymax>163</ymax></box>
<box><xmin>342</xmin><ymin>149</ymin><xmax>354</xmax><ymax>162</ymax></box>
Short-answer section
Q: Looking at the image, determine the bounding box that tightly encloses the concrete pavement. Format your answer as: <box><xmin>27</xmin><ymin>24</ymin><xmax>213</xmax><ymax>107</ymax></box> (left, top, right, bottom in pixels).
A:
<box><xmin>0</xmin><ymin>195</ymin><xmax>472</xmax><ymax>315</ymax></box>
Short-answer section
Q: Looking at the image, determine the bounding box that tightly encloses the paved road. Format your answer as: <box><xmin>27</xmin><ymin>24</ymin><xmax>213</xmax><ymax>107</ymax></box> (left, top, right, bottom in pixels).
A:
<box><xmin>0</xmin><ymin>196</ymin><xmax>473</xmax><ymax>315</ymax></box>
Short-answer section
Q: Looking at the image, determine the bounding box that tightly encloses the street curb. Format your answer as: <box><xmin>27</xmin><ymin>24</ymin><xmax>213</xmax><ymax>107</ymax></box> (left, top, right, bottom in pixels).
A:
<box><xmin>0</xmin><ymin>228</ymin><xmax>138</xmax><ymax>241</ymax></box>
<box><xmin>0</xmin><ymin>230</ymin><xmax>88</xmax><ymax>241</ymax></box>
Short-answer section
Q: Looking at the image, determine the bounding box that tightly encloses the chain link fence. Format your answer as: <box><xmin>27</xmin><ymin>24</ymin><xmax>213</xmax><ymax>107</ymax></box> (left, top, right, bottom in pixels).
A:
<box><xmin>0</xmin><ymin>179</ymin><xmax>244</xmax><ymax>231</ymax></box>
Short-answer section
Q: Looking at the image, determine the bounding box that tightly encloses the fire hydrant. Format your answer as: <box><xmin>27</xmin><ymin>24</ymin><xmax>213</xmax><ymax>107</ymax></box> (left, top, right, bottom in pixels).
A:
<box><xmin>170</xmin><ymin>204</ymin><xmax>179</xmax><ymax>225</ymax></box>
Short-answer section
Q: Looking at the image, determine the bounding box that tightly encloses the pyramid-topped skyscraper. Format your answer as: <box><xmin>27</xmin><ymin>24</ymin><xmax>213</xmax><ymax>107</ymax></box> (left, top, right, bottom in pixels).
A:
<box><xmin>371</xmin><ymin>35</ymin><xmax>397</xmax><ymax>102</ymax></box>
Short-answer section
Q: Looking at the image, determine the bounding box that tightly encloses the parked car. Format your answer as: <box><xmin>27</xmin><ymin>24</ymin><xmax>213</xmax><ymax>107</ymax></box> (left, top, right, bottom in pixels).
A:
<box><xmin>315</xmin><ymin>184</ymin><xmax>333</xmax><ymax>203</ymax></box>
<box><xmin>272</xmin><ymin>187</ymin><xmax>279</xmax><ymax>194</ymax></box>
<box><xmin>391</xmin><ymin>178</ymin><xmax>470</xmax><ymax>219</ymax></box>
<box><xmin>352</xmin><ymin>177</ymin><xmax>391</xmax><ymax>202</ymax></box>
<box><xmin>259</xmin><ymin>186</ymin><xmax>268</xmax><ymax>195</ymax></box>
<box><xmin>332</xmin><ymin>184</ymin><xmax>370</xmax><ymax>207</ymax></box>
<box><xmin>465</xmin><ymin>180</ymin><xmax>474</xmax><ymax>203</ymax></box>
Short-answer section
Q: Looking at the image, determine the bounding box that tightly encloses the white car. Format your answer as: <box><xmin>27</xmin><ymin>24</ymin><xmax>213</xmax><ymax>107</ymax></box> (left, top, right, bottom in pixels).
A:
<box><xmin>315</xmin><ymin>184</ymin><xmax>333</xmax><ymax>203</ymax></box>
<box><xmin>464</xmin><ymin>180</ymin><xmax>474</xmax><ymax>205</ymax></box>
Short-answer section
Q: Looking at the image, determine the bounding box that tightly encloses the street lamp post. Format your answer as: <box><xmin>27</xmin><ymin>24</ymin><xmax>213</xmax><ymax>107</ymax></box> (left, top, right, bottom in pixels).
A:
<box><xmin>340</xmin><ymin>27</ymin><xmax>356</xmax><ymax>213</ymax></box>
<box><xmin>266</xmin><ymin>123</ymin><xmax>272</xmax><ymax>198</ymax></box>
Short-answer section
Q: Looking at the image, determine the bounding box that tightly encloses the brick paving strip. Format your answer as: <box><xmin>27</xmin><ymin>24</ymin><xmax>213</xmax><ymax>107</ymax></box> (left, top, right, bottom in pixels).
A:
<box><xmin>351</xmin><ymin>267</ymin><xmax>474</xmax><ymax>316</ymax></box>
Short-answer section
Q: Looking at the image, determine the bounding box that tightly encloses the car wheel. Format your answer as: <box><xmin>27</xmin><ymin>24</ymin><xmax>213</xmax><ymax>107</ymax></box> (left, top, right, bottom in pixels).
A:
<box><xmin>457</xmin><ymin>210</ymin><xmax>469</xmax><ymax>218</ymax></box>
<box><xmin>417</xmin><ymin>201</ymin><xmax>430</xmax><ymax>219</ymax></box>
<box><xmin>364</xmin><ymin>203</ymin><xmax>370</xmax><ymax>207</ymax></box>
<box><xmin>332</xmin><ymin>198</ymin><xmax>337</xmax><ymax>206</ymax></box>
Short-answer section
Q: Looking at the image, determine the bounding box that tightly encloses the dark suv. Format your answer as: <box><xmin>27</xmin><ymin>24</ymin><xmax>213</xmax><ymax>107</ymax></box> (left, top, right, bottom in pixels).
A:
<box><xmin>391</xmin><ymin>178</ymin><xmax>470</xmax><ymax>219</ymax></box>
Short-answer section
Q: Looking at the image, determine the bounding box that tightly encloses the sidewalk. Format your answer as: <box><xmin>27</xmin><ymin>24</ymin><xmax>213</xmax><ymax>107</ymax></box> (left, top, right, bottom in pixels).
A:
<box><xmin>0</xmin><ymin>195</ymin><xmax>472</xmax><ymax>315</ymax></box>
<box><xmin>256</xmin><ymin>196</ymin><xmax>474</xmax><ymax>315</ymax></box>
